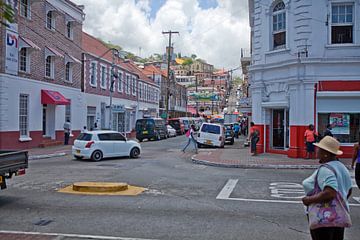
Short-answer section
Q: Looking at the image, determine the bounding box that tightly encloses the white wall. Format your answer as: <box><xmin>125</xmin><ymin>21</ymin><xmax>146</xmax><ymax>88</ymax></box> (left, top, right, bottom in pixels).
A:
<box><xmin>0</xmin><ymin>73</ymin><xmax>86</xmax><ymax>132</ymax></box>
<box><xmin>249</xmin><ymin>0</ymin><xmax>360</xmax><ymax>126</ymax></box>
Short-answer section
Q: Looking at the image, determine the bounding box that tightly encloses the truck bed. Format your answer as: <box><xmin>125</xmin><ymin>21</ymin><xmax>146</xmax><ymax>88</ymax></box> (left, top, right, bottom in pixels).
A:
<box><xmin>0</xmin><ymin>150</ymin><xmax>29</xmax><ymax>176</ymax></box>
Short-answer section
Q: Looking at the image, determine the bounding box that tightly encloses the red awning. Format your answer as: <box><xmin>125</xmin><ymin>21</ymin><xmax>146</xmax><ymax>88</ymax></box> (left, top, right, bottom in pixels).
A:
<box><xmin>41</xmin><ymin>90</ymin><xmax>70</xmax><ymax>105</ymax></box>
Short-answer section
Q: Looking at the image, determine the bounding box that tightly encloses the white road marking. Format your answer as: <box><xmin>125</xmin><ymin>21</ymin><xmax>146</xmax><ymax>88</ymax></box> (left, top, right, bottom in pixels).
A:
<box><xmin>0</xmin><ymin>230</ymin><xmax>157</xmax><ymax>240</ymax></box>
<box><xmin>216</xmin><ymin>179</ymin><xmax>238</xmax><ymax>199</ymax></box>
<box><xmin>217</xmin><ymin>179</ymin><xmax>360</xmax><ymax>207</ymax></box>
<box><xmin>354</xmin><ymin>197</ymin><xmax>360</xmax><ymax>203</ymax></box>
<box><xmin>269</xmin><ymin>182</ymin><xmax>305</xmax><ymax>199</ymax></box>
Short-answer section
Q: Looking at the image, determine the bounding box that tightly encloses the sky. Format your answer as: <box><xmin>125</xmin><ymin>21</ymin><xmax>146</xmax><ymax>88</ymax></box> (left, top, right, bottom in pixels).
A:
<box><xmin>72</xmin><ymin>0</ymin><xmax>250</xmax><ymax>73</ymax></box>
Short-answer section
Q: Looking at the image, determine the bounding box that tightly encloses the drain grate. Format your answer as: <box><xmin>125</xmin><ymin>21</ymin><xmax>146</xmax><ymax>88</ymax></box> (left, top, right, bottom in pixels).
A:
<box><xmin>34</xmin><ymin>219</ymin><xmax>53</xmax><ymax>226</ymax></box>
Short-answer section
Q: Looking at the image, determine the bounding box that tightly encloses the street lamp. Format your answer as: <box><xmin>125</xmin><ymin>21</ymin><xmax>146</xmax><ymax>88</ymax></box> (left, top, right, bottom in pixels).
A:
<box><xmin>109</xmin><ymin>48</ymin><xmax>119</xmax><ymax>130</ymax></box>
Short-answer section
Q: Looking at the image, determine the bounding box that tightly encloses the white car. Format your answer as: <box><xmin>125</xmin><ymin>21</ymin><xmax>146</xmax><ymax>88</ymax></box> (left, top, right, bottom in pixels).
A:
<box><xmin>72</xmin><ymin>130</ymin><xmax>141</xmax><ymax>161</ymax></box>
<box><xmin>197</xmin><ymin>123</ymin><xmax>225</xmax><ymax>148</ymax></box>
<box><xmin>167</xmin><ymin>125</ymin><xmax>177</xmax><ymax>137</ymax></box>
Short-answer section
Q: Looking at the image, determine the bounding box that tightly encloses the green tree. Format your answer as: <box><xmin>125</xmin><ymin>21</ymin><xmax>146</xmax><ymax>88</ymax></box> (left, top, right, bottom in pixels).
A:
<box><xmin>0</xmin><ymin>1</ymin><xmax>15</xmax><ymax>26</ymax></box>
<box><xmin>181</xmin><ymin>58</ymin><xmax>193</xmax><ymax>66</ymax></box>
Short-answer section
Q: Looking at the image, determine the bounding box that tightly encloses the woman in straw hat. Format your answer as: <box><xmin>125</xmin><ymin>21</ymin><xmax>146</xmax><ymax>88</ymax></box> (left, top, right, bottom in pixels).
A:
<box><xmin>302</xmin><ymin>136</ymin><xmax>352</xmax><ymax>240</ymax></box>
<box><xmin>351</xmin><ymin>131</ymin><xmax>360</xmax><ymax>189</ymax></box>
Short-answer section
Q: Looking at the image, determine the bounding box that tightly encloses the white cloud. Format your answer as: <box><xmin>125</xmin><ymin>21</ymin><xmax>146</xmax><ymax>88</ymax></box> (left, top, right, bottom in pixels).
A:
<box><xmin>73</xmin><ymin>0</ymin><xmax>250</xmax><ymax>73</ymax></box>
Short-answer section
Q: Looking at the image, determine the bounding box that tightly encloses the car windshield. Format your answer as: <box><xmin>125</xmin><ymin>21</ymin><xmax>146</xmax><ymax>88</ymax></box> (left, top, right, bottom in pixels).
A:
<box><xmin>155</xmin><ymin>120</ymin><xmax>164</xmax><ymax>126</ymax></box>
<box><xmin>201</xmin><ymin>124</ymin><xmax>220</xmax><ymax>134</ymax></box>
<box><xmin>169</xmin><ymin>120</ymin><xmax>180</xmax><ymax>128</ymax></box>
<box><xmin>76</xmin><ymin>133</ymin><xmax>92</xmax><ymax>141</ymax></box>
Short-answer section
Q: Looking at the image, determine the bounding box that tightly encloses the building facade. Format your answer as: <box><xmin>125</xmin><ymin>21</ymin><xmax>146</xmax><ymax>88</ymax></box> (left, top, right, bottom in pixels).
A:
<box><xmin>248</xmin><ymin>0</ymin><xmax>360</xmax><ymax>158</ymax></box>
<box><xmin>0</xmin><ymin>0</ymin><xmax>85</xmax><ymax>149</ymax></box>
<box><xmin>82</xmin><ymin>32</ymin><xmax>159</xmax><ymax>135</ymax></box>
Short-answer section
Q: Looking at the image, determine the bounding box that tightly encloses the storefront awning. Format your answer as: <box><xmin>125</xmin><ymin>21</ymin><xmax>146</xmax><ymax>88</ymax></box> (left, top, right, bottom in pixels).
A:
<box><xmin>41</xmin><ymin>90</ymin><xmax>70</xmax><ymax>105</ymax></box>
<box><xmin>19</xmin><ymin>37</ymin><xmax>41</xmax><ymax>50</ymax></box>
<box><xmin>45</xmin><ymin>46</ymin><xmax>64</xmax><ymax>58</ymax></box>
<box><xmin>65</xmin><ymin>54</ymin><xmax>82</xmax><ymax>64</ymax></box>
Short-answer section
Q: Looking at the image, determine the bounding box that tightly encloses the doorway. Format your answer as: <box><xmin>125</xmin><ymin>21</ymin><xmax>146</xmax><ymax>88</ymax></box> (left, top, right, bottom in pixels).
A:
<box><xmin>271</xmin><ymin>109</ymin><xmax>289</xmax><ymax>150</ymax></box>
<box><xmin>42</xmin><ymin>105</ymin><xmax>47</xmax><ymax>135</ymax></box>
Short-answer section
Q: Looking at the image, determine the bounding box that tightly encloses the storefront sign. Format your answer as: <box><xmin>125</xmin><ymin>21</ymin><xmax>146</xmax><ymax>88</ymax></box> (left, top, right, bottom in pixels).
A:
<box><xmin>5</xmin><ymin>29</ymin><xmax>19</xmax><ymax>75</ymax></box>
<box><xmin>330</xmin><ymin>113</ymin><xmax>350</xmax><ymax>135</ymax></box>
<box><xmin>112</xmin><ymin>104</ymin><xmax>125</xmax><ymax>113</ymax></box>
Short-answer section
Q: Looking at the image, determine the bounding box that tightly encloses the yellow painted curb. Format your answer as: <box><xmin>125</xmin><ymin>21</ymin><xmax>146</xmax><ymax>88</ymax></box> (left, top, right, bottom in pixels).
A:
<box><xmin>72</xmin><ymin>182</ymin><xmax>128</xmax><ymax>193</ymax></box>
<box><xmin>58</xmin><ymin>182</ymin><xmax>146</xmax><ymax>196</ymax></box>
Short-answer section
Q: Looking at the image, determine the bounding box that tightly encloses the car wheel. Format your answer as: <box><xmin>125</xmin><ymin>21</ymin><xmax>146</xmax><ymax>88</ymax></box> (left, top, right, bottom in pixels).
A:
<box><xmin>91</xmin><ymin>150</ymin><xmax>103</xmax><ymax>161</ymax></box>
<box><xmin>130</xmin><ymin>147</ymin><xmax>140</xmax><ymax>158</ymax></box>
<box><xmin>138</xmin><ymin>138</ymin><xmax>143</xmax><ymax>142</ymax></box>
<box><xmin>74</xmin><ymin>156</ymin><xmax>83</xmax><ymax>160</ymax></box>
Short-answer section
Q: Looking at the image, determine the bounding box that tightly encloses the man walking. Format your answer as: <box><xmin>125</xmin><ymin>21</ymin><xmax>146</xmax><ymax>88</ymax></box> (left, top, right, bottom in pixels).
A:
<box><xmin>63</xmin><ymin>120</ymin><xmax>71</xmax><ymax>145</ymax></box>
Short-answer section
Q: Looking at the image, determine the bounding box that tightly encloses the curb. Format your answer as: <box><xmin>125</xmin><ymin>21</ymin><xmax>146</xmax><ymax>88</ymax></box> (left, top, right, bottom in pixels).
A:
<box><xmin>29</xmin><ymin>152</ymin><xmax>67</xmax><ymax>160</ymax></box>
<box><xmin>191</xmin><ymin>156</ymin><xmax>319</xmax><ymax>169</ymax></box>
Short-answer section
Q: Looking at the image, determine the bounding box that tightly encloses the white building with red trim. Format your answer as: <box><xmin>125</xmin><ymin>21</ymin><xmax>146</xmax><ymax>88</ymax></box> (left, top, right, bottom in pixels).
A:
<box><xmin>82</xmin><ymin>32</ymin><xmax>159</xmax><ymax>135</ymax></box>
<box><xmin>0</xmin><ymin>0</ymin><xmax>85</xmax><ymax>149</ymax></box>
<box><xmin>248</xmin><ymin>0</ymin><xmax>360</xmax><ymax>158</ymax></box>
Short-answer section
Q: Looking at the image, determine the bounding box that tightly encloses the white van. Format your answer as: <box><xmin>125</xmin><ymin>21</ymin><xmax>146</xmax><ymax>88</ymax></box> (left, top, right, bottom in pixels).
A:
<box><xmin>197</xmin><ymin>123</ymin><xmax>225</xmax><ymax>148</ymax></box>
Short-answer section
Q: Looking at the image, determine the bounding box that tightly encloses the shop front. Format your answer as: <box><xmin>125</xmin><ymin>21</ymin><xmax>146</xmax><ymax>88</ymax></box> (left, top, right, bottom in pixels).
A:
<box><xmin>316</xmin><ymin>82</ymin><xmax>360</xmax><ymax>158</ymax></box>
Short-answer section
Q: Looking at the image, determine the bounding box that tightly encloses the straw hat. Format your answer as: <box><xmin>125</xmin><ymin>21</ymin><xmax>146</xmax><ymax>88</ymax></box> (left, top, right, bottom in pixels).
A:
<box><xmin>313</xmin><ymin>136</ymin><xmax>343</xmax><ymax>155</ymax></box>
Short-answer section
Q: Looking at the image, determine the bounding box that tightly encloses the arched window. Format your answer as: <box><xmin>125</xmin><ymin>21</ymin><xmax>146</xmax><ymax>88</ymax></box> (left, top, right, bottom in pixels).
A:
<box><xmin>272</xmin><ymin>1</ymin><xmax>286</xmax><ymax>49</ymax></box>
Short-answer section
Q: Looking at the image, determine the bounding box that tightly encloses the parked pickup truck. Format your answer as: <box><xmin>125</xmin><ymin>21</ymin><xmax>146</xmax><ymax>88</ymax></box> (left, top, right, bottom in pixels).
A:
<box><xmin>0</xmin><ymin>150</ymin><xmax>28</xmax><ymax>190</ymax></box>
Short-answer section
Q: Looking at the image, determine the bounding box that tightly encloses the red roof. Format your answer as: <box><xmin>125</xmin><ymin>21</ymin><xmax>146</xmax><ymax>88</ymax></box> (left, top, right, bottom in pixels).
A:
<box><xmin>142</xmin><ymin>65</ymin><xmax>163</xmax><ymax>76</ymax></box>
<box><xmin>82</xmin><ymin>31</ymin><xmax>131</xmax><ymax>72</ymax></box>
<box><xmin>123</xmin><ymin>61</ymin><xmax>157</xmax><ymax>86</ymax></box>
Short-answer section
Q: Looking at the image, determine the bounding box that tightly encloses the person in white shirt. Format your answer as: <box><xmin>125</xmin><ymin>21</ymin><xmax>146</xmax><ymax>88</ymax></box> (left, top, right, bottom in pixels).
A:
<box><xmin>182</xmin><ymin>125</ymin><xmax>198</xmax><ymax>154</ymax></box>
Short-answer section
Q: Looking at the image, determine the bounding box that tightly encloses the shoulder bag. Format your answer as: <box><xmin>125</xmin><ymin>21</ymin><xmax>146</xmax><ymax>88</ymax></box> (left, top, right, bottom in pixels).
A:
<box><xmin>307</xmin><ymin>164</ymin><xmax>352</xmax><ymax>230</ymax></box>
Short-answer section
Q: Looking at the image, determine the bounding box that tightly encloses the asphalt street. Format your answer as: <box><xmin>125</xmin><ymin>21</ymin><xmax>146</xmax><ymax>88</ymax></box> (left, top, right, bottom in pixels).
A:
<box><xmin>0</xmin><ymin>136</ymin><xmax>359</xmax><ymax>240</ymax></box>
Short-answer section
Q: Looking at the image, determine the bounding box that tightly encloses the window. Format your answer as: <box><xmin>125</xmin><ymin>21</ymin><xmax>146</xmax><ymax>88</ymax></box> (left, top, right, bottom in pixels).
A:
<box><xmin>139</xmin><ymin>82</ymin><xmax>143</xmax><ymax>99</ymax></box>
<box><xmin>66</xmin><ymin>21</ymin><xmax>73</xmax><ymax>39</ymax></box>
<box><xmin>98</xmin><ymin>133</ymin><xmax>112</xmax><ymax>141</ymax></box>
<box><xmin>331</xmin><ymin>4</ymin><xmax>353</xmax><ymax>44</ymax></box>
<box><xmin>20</xmin><ymin>0</ymin><xmax>30</xmax><ymax>19</ymax></box>
<box><xmin>19</xmin><ymin>48</ymin><xmax>29</xmax><ymax>72</ymax></box>
<box><xmin>65</xmin><ymin>102</ymin><xmax>71</xmax><ymax>122</ymax></box>
<box><xmin>144</xmin><ymin>84</ymin><xmax>148</xmax><ymax>101</ymax></box>
<box><xmin>19</xmin><ymin>94</ymin><xmax>29</xmax><ymax>137</ymax></box>
<box><xmin>126</xmin><ymin>75</ymin><xmax>130</xmax><ymax>94</ymax></box>
<box><xmin>117</xmin><ymin>71</ymin><xmax>123</xmax><ymax>92</ymax></box>
<box><xmin>77</xmin><ymin>133</ymin><xmax>92</xmax><ymax>141</ymax></box>
<box><xmin>201</xmin><ymin>124</ymin><xmax>220</xmax><ymax>134</ymax></box>
<box><xmin>272</xmin><ymin>1</ymin><xmax>286</xmax><ymax>49</ymax></box>
<box><xmin>132</xmin><ymin>77</ymin><xmax>137</xmax><ymax>96</ymax></box>
<box><xmin>65</xmin><ymin>62</ymin><xmax>72</xmax><ymax>82</ymax></box>
<box><xmin>318</xmin><ymin>113</ymin><xmax>359</xmax><ymax>143</ymax></box>
<box><xmin>46</xmin><ymin>11</ymin><xmax>55</xmax><ymax>30</ymax></box>
<box><xmin>90</xmin><ymin>61</ymin><xmax>97</xmax><ymax>86</ymax></box>
<box><xmin>45</xmin><ymin>56</ymin><xmax>54</xmax><ymax>78</ymax></box>
<box><xmin>110</xmin><ymin>133</ymin><xmax>126</xmax><ymax>141</ymax></box>
<box><xmin>100</xmin><ymin>65</ymin><xmax>107</xmax><ymax>89</ymax></box>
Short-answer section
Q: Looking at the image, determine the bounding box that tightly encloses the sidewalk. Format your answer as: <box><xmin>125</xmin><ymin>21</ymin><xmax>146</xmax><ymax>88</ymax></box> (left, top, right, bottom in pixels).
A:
<box><xmin>27</xmin><ymin>145</ymin><xmax>72</xmax><ymax>160</ymax></box>
<box><xmin>192</xmin><ymin>137</ymin><xmax>353</xmax><ymax>169</ymax></box>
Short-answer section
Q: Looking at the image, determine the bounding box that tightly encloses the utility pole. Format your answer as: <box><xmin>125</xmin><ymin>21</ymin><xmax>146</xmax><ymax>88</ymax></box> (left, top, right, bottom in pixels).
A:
<box><xmin>109</xmin><ymin>48</ymin><xmax>118</xmax><ymax>130</ymax></box>
<box><xmin>195</xmin><ymin>73</ymin><xmax>199</xmax><ymax>116</ymax></box>
<box><xmin>211</xmin><ymin>77</ymin><xmax>215</xmax><ymax>115</ymax></box>
<box><xmin>162</xmin><ymin>30</ymin><xmax>179</xmax><ymax>120</ymax></box>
